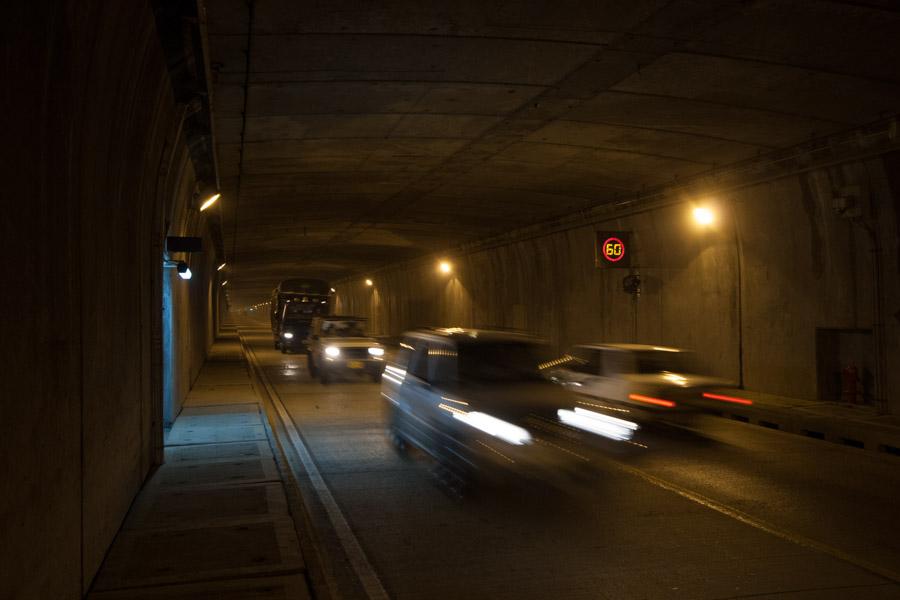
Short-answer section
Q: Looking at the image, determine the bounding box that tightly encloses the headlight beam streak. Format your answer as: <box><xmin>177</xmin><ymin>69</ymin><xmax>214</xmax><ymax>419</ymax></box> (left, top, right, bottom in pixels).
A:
<box><xmin>558</xmin><ymin>407</ymin><xmax>639</xmax><ymax>441</ymax></box>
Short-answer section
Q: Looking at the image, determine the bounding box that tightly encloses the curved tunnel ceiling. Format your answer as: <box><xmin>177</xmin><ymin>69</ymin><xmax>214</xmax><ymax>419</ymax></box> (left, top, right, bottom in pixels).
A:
<box><xmin>206</xmin><ymin>0</ymin><xmax>900</xmax><ymax>306</ymax></box>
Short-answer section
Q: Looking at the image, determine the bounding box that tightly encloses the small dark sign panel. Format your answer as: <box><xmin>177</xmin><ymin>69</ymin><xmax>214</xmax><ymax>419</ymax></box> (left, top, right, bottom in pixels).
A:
<box><xmin>166</xmin><ymin>236</ymin><xmax>203</xmax><ymax>253</ymax></box>
<box><xmin>595</xmin><ymin>231</ymin><xmax>631</xmax><ymax>268</ymax></box>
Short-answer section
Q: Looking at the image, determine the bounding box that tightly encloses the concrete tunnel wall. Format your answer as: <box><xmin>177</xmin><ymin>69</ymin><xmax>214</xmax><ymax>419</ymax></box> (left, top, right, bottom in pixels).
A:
<box><xmin>2</xmin><ymin>3</ymin><xmax>219</xmax><ymax>598</ymax></box>
<box><xmin>162</xmin><ymin>174</ymin><xmax>220</xmax><ymax>427</ymax></box>
<box><xmin>338</xmin><ymin>157</ymin><xmax>900</xmax><ymax>413</ymax></box>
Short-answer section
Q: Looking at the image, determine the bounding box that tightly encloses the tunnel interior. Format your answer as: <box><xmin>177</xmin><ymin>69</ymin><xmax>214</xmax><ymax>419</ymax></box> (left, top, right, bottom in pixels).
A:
<box><xmin>3</xmin><ymin>1</ymin><xmax>900</xmax><ymax>598</ymax></box>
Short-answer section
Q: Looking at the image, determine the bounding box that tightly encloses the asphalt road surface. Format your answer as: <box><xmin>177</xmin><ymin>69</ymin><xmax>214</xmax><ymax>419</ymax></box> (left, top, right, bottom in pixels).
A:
<box><xmin>241</xmin><ymin>329</ymin><xmax>900</xmax><ymax>600</ymax></box>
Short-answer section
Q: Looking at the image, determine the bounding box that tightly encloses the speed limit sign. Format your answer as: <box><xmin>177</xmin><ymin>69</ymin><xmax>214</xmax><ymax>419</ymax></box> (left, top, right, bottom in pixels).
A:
<box><xmin>595</xmin><ymin>231</ymin><xmax>632</xmax><ymax>268</ymax></box>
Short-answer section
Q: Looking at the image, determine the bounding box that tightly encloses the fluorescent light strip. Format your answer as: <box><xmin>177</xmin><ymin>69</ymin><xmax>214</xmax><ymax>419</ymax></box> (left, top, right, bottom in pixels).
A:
<box><xmin>199</xmin><ymin>193</ymin><xmax>221</xmax><ymax>211</ymax></box>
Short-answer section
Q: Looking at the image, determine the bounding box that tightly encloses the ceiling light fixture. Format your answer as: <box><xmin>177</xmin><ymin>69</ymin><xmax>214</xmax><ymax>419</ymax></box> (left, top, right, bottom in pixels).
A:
<box><xmin>176</xmin><ymin>262</ymin><xmax>192</xmax><ymax>280</ymax></box>
<box><xmin>693</xmin><ymin>206</ymin><xmax>715</xmax><ymax>226</ymax></box>
<box><xmin>199</xmin><ymin>193</ymin><xmax>221</xmax><ymax>212</ymax></box>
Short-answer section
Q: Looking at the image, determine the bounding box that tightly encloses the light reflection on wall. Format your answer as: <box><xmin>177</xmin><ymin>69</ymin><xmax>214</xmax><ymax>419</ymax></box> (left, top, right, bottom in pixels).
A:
<box><xmin>441</xmin><ymin>275</ymin><xmax>474</xmax><ymax>328</ymax></box>
<box><xmin>162</xmin><ymin>261</ymin><xmax>176</xmax><ymax>429</ymax></box>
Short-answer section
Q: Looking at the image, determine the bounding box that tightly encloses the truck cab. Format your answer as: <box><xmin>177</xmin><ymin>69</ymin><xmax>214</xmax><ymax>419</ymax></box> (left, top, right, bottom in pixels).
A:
<box><xmin>270</xmin><ymin>278</ymin><xmax>331</xmax><ymax>348</ymax></box>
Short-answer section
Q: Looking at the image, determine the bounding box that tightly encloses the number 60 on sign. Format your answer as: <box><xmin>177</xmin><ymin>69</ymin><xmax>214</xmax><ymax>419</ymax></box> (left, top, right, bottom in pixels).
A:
<box><xmin>595</xmin><ymin>231</ymin><xmax>632</xmax><ymax>268</ymax></box>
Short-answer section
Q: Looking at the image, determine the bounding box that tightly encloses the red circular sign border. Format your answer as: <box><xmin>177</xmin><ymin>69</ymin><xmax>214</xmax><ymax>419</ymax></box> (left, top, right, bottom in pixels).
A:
<box><xmin>602</xmin><ymin>237</ymin><xmax>626</xmax><ymax>262</ymax></box>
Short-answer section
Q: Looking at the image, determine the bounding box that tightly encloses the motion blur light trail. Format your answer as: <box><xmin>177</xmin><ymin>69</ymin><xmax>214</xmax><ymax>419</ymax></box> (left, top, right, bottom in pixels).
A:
<box><xmin>703</xmin><ymin>392</ymin><xmax>753</xmax><ymax>405</ymax></box>
<box><xmin>453</xmin><ymin>411</ymin><xmax>533</xmax><ymax>445</ymax></box>
<box><xmin>628</xmin><ymin>393</ymin><xmax>676</xmax><ymax>408</ymax></box>
<box><xmin>558</xmin><ymin>407</ymin><xmax>639</xmax><ymax>441</ymax></box>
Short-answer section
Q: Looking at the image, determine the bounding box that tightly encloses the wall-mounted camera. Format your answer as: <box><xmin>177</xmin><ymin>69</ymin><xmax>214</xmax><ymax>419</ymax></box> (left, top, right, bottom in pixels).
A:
<box><xmin>622</xmin><ymin>273</ymin><xmax>641</xmax><ymax>295</ymax></box>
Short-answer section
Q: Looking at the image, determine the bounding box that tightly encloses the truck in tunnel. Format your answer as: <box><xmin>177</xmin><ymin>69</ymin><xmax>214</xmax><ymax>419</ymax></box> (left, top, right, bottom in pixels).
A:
<box><xmin>269</xmin><ymin>278</ymin><xmax>332</xmax><ymax>348</ymax></box>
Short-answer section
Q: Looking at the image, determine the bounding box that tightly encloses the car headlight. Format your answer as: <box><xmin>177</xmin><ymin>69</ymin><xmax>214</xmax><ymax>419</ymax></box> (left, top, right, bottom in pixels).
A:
<box><xmin>368</xmin><ymin>347</ymin><xmax>384</xmax><ymax>356</ymax></box>
<box><xmin>558</xmin><ymin>408</ymin><xmax>638</xmax><ymax>442</ymax></box>
<box><xmin>282</xmin><ymin>332</ymin><xmax>294</xmax><ymax>339</ymax></box>
<box><xmin>453</xmin><ymin>411</ymin><xmax>532</xmax><ymax>445</ymax></box>
<box><xmin>325</xmin><ymin>346</ymin><xmax>340</xmax><ymax>357</ymax></box>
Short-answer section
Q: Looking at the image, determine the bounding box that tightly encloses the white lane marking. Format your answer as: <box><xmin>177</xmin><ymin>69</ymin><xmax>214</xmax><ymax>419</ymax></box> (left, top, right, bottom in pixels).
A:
<box><xmin>243</xmin><ymin>338</ymin><xmax>390</xmax><ymax>600</ymax></box>
<box><xmin>593</xmin><ymin>454</ymin><xmax>900</xmax><ymax>585</ymax></box>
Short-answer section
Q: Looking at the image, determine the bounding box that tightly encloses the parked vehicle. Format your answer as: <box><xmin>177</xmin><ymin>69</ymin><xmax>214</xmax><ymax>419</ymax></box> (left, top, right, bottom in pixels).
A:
<box><xmin>382</xmin><ymin>328</ymin><xmax>639</xmax><ymax>493</ymax></box>
<box><xmin>306</xmin><ymin>316</ymin><xmax>385</xmax><ymax>383</ymax></box>
<box><xmin>543</xmin><ymin>343</ymin><xmax>739</xmax><ymax>422</ymax></box>
<box><xmin>270</xmin><ymin>278</ymin><xmax>331</xmax><ymax>349</ymax></box>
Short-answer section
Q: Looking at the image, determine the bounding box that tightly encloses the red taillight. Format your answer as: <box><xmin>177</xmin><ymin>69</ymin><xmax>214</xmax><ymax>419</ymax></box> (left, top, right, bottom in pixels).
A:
<box><xmin>628</xmin><ymin>393</ymin><xmax>676</xmax><ymax>408</ymax></box>
<box><xmin>702</xmin><ymin>392</ymin><xmax>753</xmax><ymax>406</ymax></box>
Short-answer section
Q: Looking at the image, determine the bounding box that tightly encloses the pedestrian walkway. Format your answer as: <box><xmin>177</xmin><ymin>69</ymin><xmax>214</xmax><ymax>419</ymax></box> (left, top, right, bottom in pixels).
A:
<box><xmin>88</xmin><ymin>333</ymin><xmax>313</xmax><ymax>599</ymax></box>
<box><xmin>706</xmin><ymin>387</ymin><xmax>900</xmax><ymax>456</ymax></box>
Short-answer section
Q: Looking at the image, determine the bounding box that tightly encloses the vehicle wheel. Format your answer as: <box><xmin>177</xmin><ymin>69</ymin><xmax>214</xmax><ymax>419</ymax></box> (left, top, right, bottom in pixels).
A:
<box><xmin>388</xmin><ymin>425</ymin><xmax>409</xmax><ymax>455</ymax></box>
<box><xmin>433</xmin><ymin>460</ymin><xmax>473</xmax><ymax>501</ymax></box>
<box><xmin>307</xmin><ymin>354</ymin><xmax>318</xmax><ymax>377</ymax></box>
<box><xmin>568</xmin><ymin>461</ymin><xmax>600</xmax><ymax>485</ymax></box>
<box><xmin>371</xmin><ymin>372</ymin><xmax>382</xmax><ymax>383</ymax></box>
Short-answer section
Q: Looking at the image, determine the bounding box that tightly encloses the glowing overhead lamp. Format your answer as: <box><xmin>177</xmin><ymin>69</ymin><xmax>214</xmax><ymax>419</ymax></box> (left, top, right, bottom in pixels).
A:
<box><xmin>217</xmin><ymin>262</ymin><xmax>227</xmax><ymax>271</ymax></box>
<box><xmin>365</xmin><ymin>279</ymin><xmax>373</xmax><ymax>287</ymax></box>
<box><xmin>330</xmin><ymin>287</ymin><xmax>336</xmax><ymax>293</ymax></box>
<box><xmin>221</xmin><ymin>280</ymin><xmax>228</xmax><ymax>286</ymax></box>
<box><xmin>693</xmin><ymin>206</ymin><xmax>715</xmax><ymax>226</ymax></box>
<box><xmin>199</xmin><ymin>192</ymin><xmax>221</xmax><ymax>212</ymax></box>
<box><xmin>176</xmin><ymin>261</ymin><xmax>192</xmax><ymax>280</ymax></box>
<box><xmin>438</xmin><ymin>260</ymin><xmax>452</xmax><ymax>274</ymax></box>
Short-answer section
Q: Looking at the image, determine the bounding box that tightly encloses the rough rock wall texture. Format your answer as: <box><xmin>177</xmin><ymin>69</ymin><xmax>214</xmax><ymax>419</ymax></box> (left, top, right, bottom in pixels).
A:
<box><xmin>1</xmin><ymin>3</ymin><xmax>215</xmax><ymax>598</ymax></box>
<box><xmin>338</xmin><ymin>158</ymin><xmax>899</xmax><ymax>412</ymax></box>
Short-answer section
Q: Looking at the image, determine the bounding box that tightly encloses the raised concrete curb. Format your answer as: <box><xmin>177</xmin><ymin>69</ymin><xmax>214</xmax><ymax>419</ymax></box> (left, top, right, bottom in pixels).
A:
<box><xmin>238</xmin><ymin>332</ymin><xmax>340</xmax><ymax>600</ymax></box>
<box><xmin>701</xmin><ymin>390</ymin><xmax>900</xmax><ymax>457</ymax></box>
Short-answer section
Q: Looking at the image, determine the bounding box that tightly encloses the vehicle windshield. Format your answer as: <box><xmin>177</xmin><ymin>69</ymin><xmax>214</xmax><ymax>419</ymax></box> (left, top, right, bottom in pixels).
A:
<box><xmin>284</xmin><ymin>303</ymin><xmax>320</xmax><ymax>318</ymax></box>
<box><xmin>279</xmin><ymin>278</ymin><xmax>330</xmax><ymax>295</ymax></box>
<box><xmin>563</xmin><ymin>348</ymin><xmax>601</xmax><ymax>374</ymax></box>
<box><xmin>457</xmin><ymin>341</ymin><xmax>548</xmax><ymax>382</ymax></box>
<box><xmin>634</xmin><ymin>350</ymin><xmax>690</xmax><ymax>374</ymax></box>
<box><xmin>322</xmin><ymin>321</ymin><xmax>366</xmax><ymax>337</ymax></box>
<box><xmin>283</xmin><ymin>317</ymin><xmax>311</xmax><ymax>327</ymax></box>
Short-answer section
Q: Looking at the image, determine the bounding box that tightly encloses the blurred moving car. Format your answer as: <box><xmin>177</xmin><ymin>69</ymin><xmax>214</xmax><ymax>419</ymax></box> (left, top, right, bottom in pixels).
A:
<box><xmin>306</xmin><ymin>316</ymin><xmax>385</xmax><ymax>384</ymax></box>
<box><xmin>382</xmin><ymin>328</ymin><xmax>640</xmax><ymax>492</ymax></box>
<box><xmin>543</xmin><ymin>343</ymin><xmax>742</xmax><ymax>422</ymax></box>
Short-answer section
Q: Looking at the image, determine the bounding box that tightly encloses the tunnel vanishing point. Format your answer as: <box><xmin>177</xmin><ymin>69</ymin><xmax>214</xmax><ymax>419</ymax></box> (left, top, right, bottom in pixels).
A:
<box><xmin>3</xmin><ymin>1</ymin><xmax>900</xmax><ymax>598</ymax></box>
